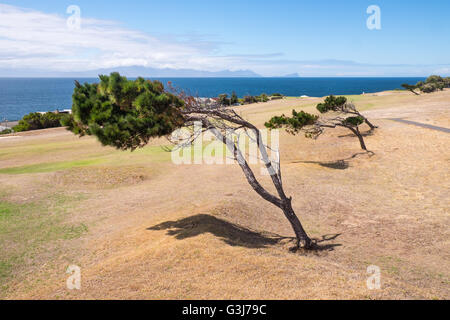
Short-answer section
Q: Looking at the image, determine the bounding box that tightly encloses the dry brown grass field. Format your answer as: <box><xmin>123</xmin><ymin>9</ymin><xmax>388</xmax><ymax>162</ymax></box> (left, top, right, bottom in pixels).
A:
<box><xmin>0</xmin><ymin>89</ymin><xmax>449</xmax><ymax>300</ymax></box>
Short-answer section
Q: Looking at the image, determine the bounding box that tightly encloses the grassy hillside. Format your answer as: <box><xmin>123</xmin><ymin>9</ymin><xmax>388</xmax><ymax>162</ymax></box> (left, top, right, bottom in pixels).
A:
<box><xmin>0</xmin><ymin>89</ymin><xmax>449</xmax><ymax>299</ymax></box>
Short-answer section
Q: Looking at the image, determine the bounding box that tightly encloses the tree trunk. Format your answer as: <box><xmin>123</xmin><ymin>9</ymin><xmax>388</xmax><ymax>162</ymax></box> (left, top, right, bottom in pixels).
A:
<box><xmin>207</xmin><ymin>123</ymin><xmax>313</xmax><ymax>250</ymax></box>
<box><xmin>356</xmin><ymin>128</ymin><xmax>367</xmax><ymax>151</ymax></box>
<box><xmin>280</xmin><ymin>198</ymin><xmax>312</xmax><ymax>248</ymax></box>
<box><xmin>348</xmin><ymin>127</ymin><xmax>368</xmax><ymax>151</ymax></box>
<box><xmin>364</xmin><ymin>118</ymin><xmax>378</xmax><ymax>130</ymax></box>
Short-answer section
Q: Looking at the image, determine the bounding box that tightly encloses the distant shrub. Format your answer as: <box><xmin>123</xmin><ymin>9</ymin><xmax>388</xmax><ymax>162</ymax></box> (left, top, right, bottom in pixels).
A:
<box><xmin>259</xmin><ymin>93</ymin><xmax>269</xmax><ymax>102</ymax></box>
<box><xmin>401</xmin><ymin>84</ymin><xmax>419</xmax><ymax>95</ymax></box>
<box><xmin>265</xmin><ymin>110</ymin><xmax>319</xmax><ymax>135</ymax></box>
<box><xmin>425</xmin><ymin>75</ymin><xmax>443</xmax><ymax>84</ymax></box>
<box><xmin>13</xmin><ymin>112</ymin><xmax>67</xmax><ymax>132</ymax></box>
<box><xmin>402</xmin><ymin>75</ymin><xmax>448</xmax><ymax>94</ymax></box>
<box><xmin>218</xmin><ymin>94</ymin><xmax>231</xmax><ymax>106</ymax></box>
<box><xmin>421</xmin><ymin>83</ymin><xmax>442</xmax><ymax>93</ymax></box>
<box><xmin>266</xmin><ymin>95</ymin><xmax>377</xmax><ymax>151</ymax></box>
<box><xmin>444</xmin><ymin>77</ymin><xmax>450</xmax><ymax>88</ymax></box>
<box><xmin>243</xmin><ymin>95</ymin><xmax>258</xmax><ymax>104</ymax></box>
<box><xmin>271</xmin><ymin>93</ymin><xmax>283</xmax><ymax>97</ymax></box>
<box><xmin>218</xmin><ymin>92</ymin><xmax>271</xmax><ymax>105</ymax></box>
<box><xmin>0</xmin><ymin>128</ymin><xmax>13</xmax><ymax>135</ymax></box>
<box><xmin>230</xmin><ymin>92</ymin><xmax>239</xmax><ymax>105</ymax></box>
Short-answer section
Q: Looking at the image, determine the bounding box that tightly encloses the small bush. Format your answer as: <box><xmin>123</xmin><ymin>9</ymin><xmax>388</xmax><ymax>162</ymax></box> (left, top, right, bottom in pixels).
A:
<box><xmin>218</xmin><ymin>94</ymin><xmax>231</xmax><ymax>106</ymax></box>
<box><xmin>425</xmin><ymin>75</ymin><xmax>443</xmax><ymax>84</ymax></box>
<box><xmin>243</xmin><ymin>96</ymin><xmax>258</xmax><ymax>104</ymax></box>
<box><xmin>230</xmin><ymin>92</ymin><xmax>239</xmax><ymax>105</ymax></box>
<box><xmin>219</xmin><ymin>92</ymin><xmax>271</xmax><ymax>105</ymax></box>
<box><xmin>403</xmin><ymin>75</ymin><xmax>448</xmax><ymax>94</ymax></box>
<box><xmin>265</xmin><ymin>110</ymin><xmax>318</xmax><ymax>134</ymax></box>
<box><xmin>444</xmin><ymin>77</ymin><xmax>450</xmax><ymax>88</ymax></box>
<box><xmin>259</xmin><ymin>93</ymin><xmax>269</xmax><ymax>102</ymax></box>
<box><xmin>0</xmin><ymin>129</ymin><xmax>13</xmax><ymax>135</ymax></box>
<box><xmin>421</xmin><ymin>83</ymin><xmax>441</xmax><ymax>93</ymax></box>
<box><xmin>343</xmin><ymin>116</ymin><xmax>365</xmax><ymax>127</ymax></box>
<box><xmin>13</xmin><ymin>112</ymin><xmax>67</xmax><ymax>132</ymax></box>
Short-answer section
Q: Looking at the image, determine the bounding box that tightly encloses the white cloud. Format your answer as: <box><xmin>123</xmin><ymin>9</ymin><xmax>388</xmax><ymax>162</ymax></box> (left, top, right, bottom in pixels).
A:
<box><xmin>0</xmin><ymin>4</ymin><xmax>233</xmax><ymax>72</ymax></box>
<box><xmin>0</xmin><ymin>4</ymin><xmax>448</xmax><ymax>77</ymax></box>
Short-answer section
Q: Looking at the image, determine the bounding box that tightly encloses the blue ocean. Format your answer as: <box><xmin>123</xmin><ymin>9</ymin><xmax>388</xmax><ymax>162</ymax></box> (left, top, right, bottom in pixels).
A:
<box><xmin>0</xmin><ymin>77</ymin><xmax>425</xmax><ymax>121</ymax></box>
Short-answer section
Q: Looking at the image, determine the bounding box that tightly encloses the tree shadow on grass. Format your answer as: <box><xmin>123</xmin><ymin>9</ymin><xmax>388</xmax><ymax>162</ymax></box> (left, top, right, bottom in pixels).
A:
<box><xmin>148</xmin><ymin>214</ymin><xmax>342</xmax><ymax>252</ymax></box>
<box><xmin>292</xmin><ymin>152</ymin><xmax>373</xmax><ymax>170</ymax></box>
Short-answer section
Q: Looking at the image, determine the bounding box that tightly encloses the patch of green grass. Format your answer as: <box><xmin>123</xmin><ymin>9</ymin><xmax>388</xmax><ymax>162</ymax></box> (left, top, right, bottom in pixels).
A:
<box><xmin>125</xmin><ymin>143</ymin><xmax>221</xmax><ymax>165</ymax></box>
<box><xmin>378</xmin><ymin>256</ymin><xmax>403</xmax><ymax>276</ymax></box>
<box><xmin>0</xmin><ymin>158</ymin><xmax>105</xmax><ymax>175</ymax></box>
<box><xmin>133</xmin><ymin>145</ymin><xmax>173</xmax><ymax>160</ymax></box>
<box><xmin>343</xmin><ymin>95</ymin><xmax>368</xmax><ymax>102</ymax></box>
<box><xmin>60</xmin><ymin>223</ymin><xmax>89</xmax><ymax>240</ymax></box>
<box><xmin>0</xmin><ymin>194</ymin><xmax>89</xmax><ymax>293</ymax></box>
<box><xmin>0</xmin><ymin>260</ymin><xmax>13</xmax><ymax>281</ymax></box>
<box><xmin>0</xmin><ymin>140</ymin><xmax>92</xmax><ymax>160</ymax></box>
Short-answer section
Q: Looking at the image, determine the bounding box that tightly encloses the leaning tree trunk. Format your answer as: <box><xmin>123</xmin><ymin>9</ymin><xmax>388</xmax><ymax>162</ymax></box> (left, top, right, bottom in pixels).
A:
<box><xmin>279</xmin><ymin>197</ymin><xmax>312</xmax><ymax>248</ymax></box>
<box><xmin>348</xmin><ymin>126</ymin><xmax>368</xmax><ymax>151</ymax></box>
<box><xmin>352</xmin><ymin>111</ymin><xmax>377</xmax><ymax>130</ymax></box>
<box><xmin>364</xmin><ymin>118</ymin><xmax>378</xmax><ymax>130</ymax></box>
<box><xmin>207</xmin><ymin>123</ymin><xmax>313</xmax><ymax>249</ymax></box>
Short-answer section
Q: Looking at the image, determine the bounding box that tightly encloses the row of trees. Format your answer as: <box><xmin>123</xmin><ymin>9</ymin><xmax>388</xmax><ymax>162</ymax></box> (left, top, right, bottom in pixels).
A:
<box><xmin>65</xmin><ymin>73</ymin><xmax>376</xmax><ymax>250</ymax></box>
<box><xmin>402</xmin><ymin>75</ymin><xmax>450</xmax><ymax>95</ymax></box>
<box><xmin>0</xmin><ymin>128</ymin><xmax>13</xmax><ymax>135</ymax></box>
<box><xmin>11</xmin><ymin>112</ymin><xmax>70</xmax><ymax>133</ymax></box>
<box><xmin>217</xmin><ymin>92</ymin><xmax>283</xmax><ymax>106</ymax></box>
<box><xmin>265</xmin><ymin>95</ymin><xmax>376</xmax><ymax>151</ymax></box>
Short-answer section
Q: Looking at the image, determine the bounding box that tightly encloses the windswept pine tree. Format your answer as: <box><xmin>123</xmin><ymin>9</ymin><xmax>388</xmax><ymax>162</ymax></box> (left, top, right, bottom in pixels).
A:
<box><xmin>66</xmin><ymin>73</ymin><xmax>314</xmax><ymax>249</ymax></box>
<box><xmin>402</xmin><ymin>75</ymin><xmax>450</xmax><ymax>94</ymax></box>
<box><xmin>401</xmin><ymin>84</ymin><xmax>420</xmax><ymax>95</ymax></box>
<box><xmin>265</xmin><ymin>95</ymin><xmax>377</xmax><ymax>151</ymax></box>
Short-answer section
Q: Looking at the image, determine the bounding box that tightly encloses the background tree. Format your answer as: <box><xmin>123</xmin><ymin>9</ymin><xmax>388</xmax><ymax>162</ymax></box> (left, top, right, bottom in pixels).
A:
<box><xmin>265</xmin><ymin>95</ymin><xmax>376</xmax><ymax>151</ymax></box>
<box><xmin>218</xmin><ymin>94</ymin><xmax>231</xmax><ymax>106</ymax></box>
<box><xmin>243</xmin><ymin>95</ymin><xmax>258</xmax><ymax>104</ymax></box>
<box><xmin>230</xmin><ymin>91</ymin><xmax>239</xmax><ymax>105</ymax></box>
<box><xmin>316</xmin><ymin>95</ymin><xmax>377</xmax><ymax>131</ymax></box>
<box><xmin>271</xmin><ymin>93</ymin><xmax>284</xmax><ymax>100</ymax></box>
<box><xmin>13</xmin><ymin>112</ymin><xmax>68</xmax><ymax>132</ymax></box>
<box><xmin>444</xmin><ymin>77</ymin><xmax>450</xmax><ymax>88</ymax></box>
<box><xmin>403</xmin><ymin>75</ymin><xmax>449</xmax><ymax>94</ymax></box>
<box><xmin>66</xmin><ymin>73</ymin><xmax>313</xmax><ymax>249</ymax></box>
<box><xmin>402</xmin><ymin>83</ymin><xmax>420</xmax><ymax>95</ymax></box>
<box><xmin>259</xmin><ymin>93</ymin><xmax>269</xmax><ymax>102</ymax></box>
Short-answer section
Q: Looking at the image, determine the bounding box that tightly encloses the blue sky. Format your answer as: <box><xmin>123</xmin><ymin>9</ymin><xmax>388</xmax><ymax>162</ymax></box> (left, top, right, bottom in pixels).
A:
<box><xmin>0</xmin><ymin>0</ymin><xmax>449</xmax><ymax>76</ymax></box>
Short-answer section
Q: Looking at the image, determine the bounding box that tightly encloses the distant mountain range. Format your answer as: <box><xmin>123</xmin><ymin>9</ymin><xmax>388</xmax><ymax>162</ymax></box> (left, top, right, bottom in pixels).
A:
<box><xmin>0</xmin><ymin>66</ymin><xmax>262</xmax><ymax>78</ymax></box>
<box><xmin>283</xmin><ymin>73</ymin><xmax>301</xmax><ymax>77</ymax></box>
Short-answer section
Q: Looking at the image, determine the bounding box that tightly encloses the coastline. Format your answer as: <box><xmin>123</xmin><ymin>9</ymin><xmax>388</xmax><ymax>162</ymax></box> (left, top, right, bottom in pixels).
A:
<box><xmin>0</xmin><ymin>77</ymin><xmax>425</xmax><ymax>121</ymax></box>
<box><xmin>0</xmin><ymin>90</ymin><xmax>405</xmax><ymax>124</ymax></box>
<box><xmin>0</xmin><ymin>120</ymin><xmax>18</xmax><ymax>130</ymax></box>
<box><xmin>2</xmin><ymin>89</ymin><xmax>448</xmax><ymax>138</ymax></box>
